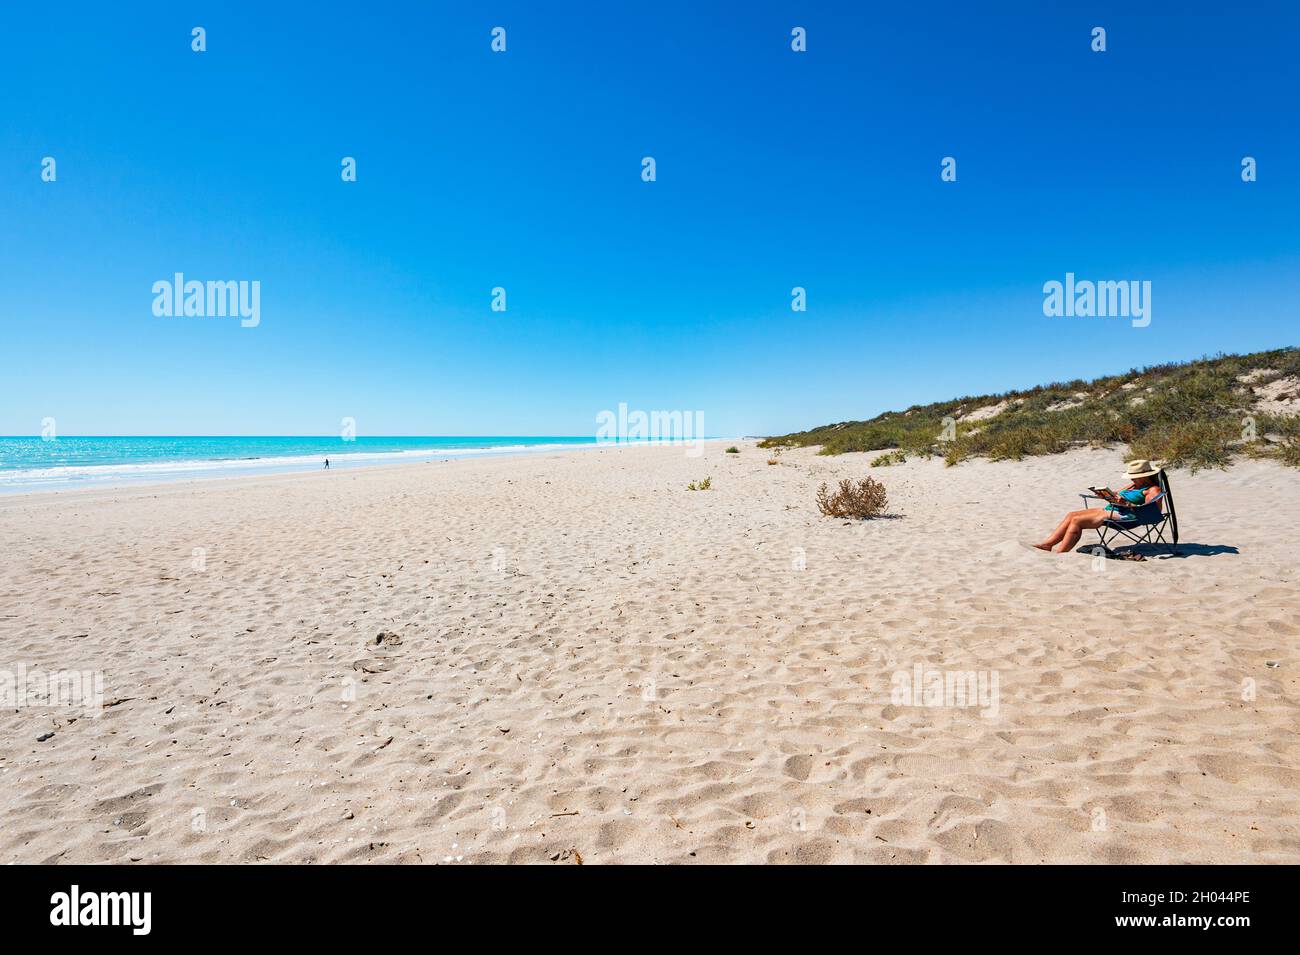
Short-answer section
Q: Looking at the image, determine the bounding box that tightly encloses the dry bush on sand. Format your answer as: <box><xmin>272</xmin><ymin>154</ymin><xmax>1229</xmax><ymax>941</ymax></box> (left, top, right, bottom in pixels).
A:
<box><xmin>816</xmin><ymin>477</ymin><xmax>888</xmax><ymax>519</ymax></box>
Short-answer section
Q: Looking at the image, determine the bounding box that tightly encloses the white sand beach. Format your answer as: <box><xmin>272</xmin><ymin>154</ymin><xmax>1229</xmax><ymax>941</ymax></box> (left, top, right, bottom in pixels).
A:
<box><xmin>1</xmin><ymin>442</ymin><xmax>1297</xmax><ymax>864</ymax></box>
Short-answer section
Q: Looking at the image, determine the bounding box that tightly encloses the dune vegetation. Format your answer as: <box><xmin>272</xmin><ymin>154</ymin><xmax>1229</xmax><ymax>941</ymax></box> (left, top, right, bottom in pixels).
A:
<box><xmin>760</xmin><ymin>348</ymin><xmax>1300</xmax><ymax>471</ymax></box>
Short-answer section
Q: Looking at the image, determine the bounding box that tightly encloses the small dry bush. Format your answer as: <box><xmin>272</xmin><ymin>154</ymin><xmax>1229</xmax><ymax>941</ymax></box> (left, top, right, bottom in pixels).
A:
<box><xmin>816</xmin><ymin>477</ymin><xmax>888</xmax><ymax>519</ymax></box>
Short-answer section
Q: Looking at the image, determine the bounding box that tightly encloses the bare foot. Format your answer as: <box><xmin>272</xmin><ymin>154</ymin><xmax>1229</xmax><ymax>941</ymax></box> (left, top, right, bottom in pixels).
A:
<box><xmin>1032</xmin><ymin>542</ymin><xmax>1053</xmax><ymax>551</ymax></box>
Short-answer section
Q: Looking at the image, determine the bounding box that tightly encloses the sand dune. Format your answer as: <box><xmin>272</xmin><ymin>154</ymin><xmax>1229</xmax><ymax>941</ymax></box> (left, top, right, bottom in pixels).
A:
<box><xmin>1</xmin><ymin>443</ymin><xmax>1297</xmax><ymax>863</ymax></box>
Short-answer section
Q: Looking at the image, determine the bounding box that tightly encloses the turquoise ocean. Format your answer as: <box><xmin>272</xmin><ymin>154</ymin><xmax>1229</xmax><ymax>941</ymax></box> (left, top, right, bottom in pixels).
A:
<box><xmin>0</xmin><ymin>436</ymin><xmax>603</xmax><ymax>494</ymax></box>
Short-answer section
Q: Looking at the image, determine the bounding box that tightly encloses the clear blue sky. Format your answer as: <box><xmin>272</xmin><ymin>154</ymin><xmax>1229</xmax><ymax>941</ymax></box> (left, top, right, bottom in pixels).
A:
<box><xmin>1</xmin><ymin>1</ymin><xmax>1296</xmax><ymax>437</ymax></box>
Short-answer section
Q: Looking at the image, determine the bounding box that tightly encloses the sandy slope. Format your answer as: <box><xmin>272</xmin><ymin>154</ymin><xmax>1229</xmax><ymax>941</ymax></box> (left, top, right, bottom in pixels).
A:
<box><xmin>1</xmin><ymin>443</ymin><xmax>1297</xmax><ymax>864</ymax></box>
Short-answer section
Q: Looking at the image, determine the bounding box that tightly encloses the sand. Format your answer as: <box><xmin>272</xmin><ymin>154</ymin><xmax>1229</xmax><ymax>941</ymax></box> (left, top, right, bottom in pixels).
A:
<box><xmin>1</xmin><ymin>442</ymin><xmax>1297</xmax><ymax>864</ymax></box>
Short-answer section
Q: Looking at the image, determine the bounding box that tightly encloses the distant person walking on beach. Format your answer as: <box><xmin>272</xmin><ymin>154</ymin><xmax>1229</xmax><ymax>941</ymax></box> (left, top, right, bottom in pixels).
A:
<box><xmin>324</xmin><ymin>458</ymin><xmax>330</xmax><ymax>470</ymax></box>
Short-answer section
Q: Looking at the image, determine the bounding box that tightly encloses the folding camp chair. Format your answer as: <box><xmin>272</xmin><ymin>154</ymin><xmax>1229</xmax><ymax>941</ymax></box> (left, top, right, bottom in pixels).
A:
<box><xmin>1080</xmin><ymin>470</ymin><xmax>1179</xmax><ymax>556</ymax></box>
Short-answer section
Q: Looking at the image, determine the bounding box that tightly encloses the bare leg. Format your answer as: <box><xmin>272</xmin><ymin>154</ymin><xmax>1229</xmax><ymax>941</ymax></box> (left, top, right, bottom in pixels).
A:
<box><xmin>1035</xmin><ymin>509</ymin><xmax>1089</xmax><ymax>550</ymax></box>
<box><xmin>1053</xmin><ymin>508</ymin><xmax>1110</xmax><ymax>553</ymax></box>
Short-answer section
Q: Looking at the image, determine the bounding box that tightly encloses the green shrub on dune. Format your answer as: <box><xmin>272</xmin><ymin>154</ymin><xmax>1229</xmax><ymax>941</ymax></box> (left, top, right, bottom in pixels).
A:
<box><xmin>870</xmin><ymin>450</ymin><xmax>907</xmax><ymax>467</ymax></box>
<box><xmin>759</xmin><ymin>347</ymin><xmax>1299</xmax><ymax>470</ymax></box>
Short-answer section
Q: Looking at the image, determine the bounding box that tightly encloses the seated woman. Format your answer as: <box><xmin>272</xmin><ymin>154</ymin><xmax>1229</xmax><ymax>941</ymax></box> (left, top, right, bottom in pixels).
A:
<box><xmin>1034</xmin><ymin>459</ymin><xmax>1163</xmax><ymax>553</ymax></box>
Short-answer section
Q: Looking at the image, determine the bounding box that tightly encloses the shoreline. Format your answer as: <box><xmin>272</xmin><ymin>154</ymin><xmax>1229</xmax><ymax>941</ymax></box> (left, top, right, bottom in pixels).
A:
<box><xmin>0</xmin><ymin>439</ymin><xmax>727</xmax><ymax>500</ymax></box>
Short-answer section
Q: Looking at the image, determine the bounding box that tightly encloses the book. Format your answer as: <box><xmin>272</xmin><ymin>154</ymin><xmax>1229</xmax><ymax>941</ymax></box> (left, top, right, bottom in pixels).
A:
<box><xmin>1088</xmin><ymin>486</ymin><xmax>1126</xmax><ymax>505</ymax></box>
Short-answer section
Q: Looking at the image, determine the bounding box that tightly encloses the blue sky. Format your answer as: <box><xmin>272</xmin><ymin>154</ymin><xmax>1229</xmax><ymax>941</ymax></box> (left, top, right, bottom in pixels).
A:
<box><xmin>1</xmin><ymin>1</ymin><xmax>1296</xmax><ymax>437</ymax></box>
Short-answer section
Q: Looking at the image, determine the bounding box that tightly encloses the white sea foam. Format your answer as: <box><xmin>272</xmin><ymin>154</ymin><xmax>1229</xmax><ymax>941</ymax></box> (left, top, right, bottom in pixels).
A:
<box><xmin>0</xmin><ymin>441</ymin><xmax>610</xmax><ymax>494</ymax></box>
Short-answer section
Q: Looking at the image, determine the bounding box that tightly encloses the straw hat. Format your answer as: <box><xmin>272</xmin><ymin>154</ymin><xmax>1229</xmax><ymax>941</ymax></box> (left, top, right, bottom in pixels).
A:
<box><xmin>1126</xmin><ymin>459</ymin><xmax>1164</xmax><ymax>479</ymax></box>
